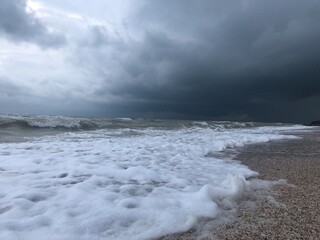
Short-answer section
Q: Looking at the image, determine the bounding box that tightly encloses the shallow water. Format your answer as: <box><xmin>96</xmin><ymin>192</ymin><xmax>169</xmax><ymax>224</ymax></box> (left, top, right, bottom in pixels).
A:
<box><xmin>0</xmin><ymin>114</ymin><xmax>311</xmax><ymax>239</ymax></box>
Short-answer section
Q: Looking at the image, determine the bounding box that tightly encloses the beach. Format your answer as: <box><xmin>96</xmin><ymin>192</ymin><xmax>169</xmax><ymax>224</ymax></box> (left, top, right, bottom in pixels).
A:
<box><xmin>165</xmin><ymin>128</ymin><xmax>320</xmax><ymax>239</ymax></box>
<box><xmin>0</xmin><ymin>115</ymin><xmax>316</xmax><ymax>239</ymax></box>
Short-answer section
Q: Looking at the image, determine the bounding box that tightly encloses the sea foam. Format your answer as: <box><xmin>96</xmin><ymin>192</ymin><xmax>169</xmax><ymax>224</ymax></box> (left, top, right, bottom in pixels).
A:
<box><xmin>0</xmin><ymin>121</ymin><xmax>311</xmax><ymax>240</ymax></box>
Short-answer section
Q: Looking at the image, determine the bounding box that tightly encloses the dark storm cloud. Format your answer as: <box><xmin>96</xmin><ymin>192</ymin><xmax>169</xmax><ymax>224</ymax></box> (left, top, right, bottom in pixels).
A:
<box><xmin>73</xmin><ymin>0</ymin><xmax>320</xmax><ymax>122</ymax></box>
<box><xmin>0</xmin><ymin>0</ymin><xmax>65</xmax><ymax>48</ymax></box>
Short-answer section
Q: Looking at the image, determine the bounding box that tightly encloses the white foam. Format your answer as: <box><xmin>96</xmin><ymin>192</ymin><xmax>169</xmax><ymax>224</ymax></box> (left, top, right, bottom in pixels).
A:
<box><xmin>27</xmin><ymin>116</ymin><xmax>84</xmax><ymax>128</ymax></box>
<box><xmin>193</xmin><ymin>121</ymin><xmax>209</xmax><ymax>126</ymax></box>
<box><xmin>0</xmin><ymin>124</ymin><xmax>310</xmax><ymax>239</ymax></box>
<box><xmin>115</xmin><ymin>118</ymin><xmax>133</xmax><ymax>122</ymax></box>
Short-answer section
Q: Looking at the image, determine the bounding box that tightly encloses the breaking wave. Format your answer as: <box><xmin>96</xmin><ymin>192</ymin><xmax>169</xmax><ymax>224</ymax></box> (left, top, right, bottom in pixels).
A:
<box><xmin>0</xmin><ymin>114</ymin><xmax>295</xmax><ymax>133</ymax></box>
<box><xmin>0</xmin><ymin>115</ymin><xmax>99</xmax><ymax>130</ymax></box>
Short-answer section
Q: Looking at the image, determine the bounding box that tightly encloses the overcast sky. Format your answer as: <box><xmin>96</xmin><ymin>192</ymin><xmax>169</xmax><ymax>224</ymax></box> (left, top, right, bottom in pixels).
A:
<box><xmin>1</xmin><ymin>0</ymin><xmax>320</xmax><ymax>122</ymax></box>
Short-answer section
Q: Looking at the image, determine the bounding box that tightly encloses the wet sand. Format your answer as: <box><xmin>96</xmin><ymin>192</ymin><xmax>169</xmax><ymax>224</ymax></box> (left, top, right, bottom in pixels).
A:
<box><xmin>163</xmin><ymin>128</ymin><xmax>320</xmax><ymax>239</ymax></box>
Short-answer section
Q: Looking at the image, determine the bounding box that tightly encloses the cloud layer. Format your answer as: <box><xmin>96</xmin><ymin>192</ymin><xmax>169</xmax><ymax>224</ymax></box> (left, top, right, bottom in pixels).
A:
<box><xmin>0</xmin><ymin>0</ymin><xmax>65</xmax><ymax>48</ymax></box>
<box><xmin>1</xmin><ymin>0</ymin><xmax>320</xmax><ymax>122</ymax></box>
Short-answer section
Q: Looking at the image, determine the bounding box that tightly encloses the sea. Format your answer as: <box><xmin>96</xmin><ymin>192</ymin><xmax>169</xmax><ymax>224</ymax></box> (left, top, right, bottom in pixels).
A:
<box><xmin>0</xmin><ymin>114</ymin><xmax>312</xmax><ymax>240</ymax></box>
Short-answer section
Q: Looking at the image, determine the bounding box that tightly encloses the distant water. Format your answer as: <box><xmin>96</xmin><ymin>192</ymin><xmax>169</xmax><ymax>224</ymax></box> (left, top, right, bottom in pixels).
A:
<box><xmin>0</xmin><ymin>114</ymin><xmax>312</xmax><ymax>240</ymax></box>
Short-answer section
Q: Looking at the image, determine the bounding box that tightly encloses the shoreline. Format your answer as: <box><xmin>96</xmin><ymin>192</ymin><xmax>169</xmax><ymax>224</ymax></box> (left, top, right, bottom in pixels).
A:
<box><xmin>163</xmin><ymin>128</ymin><xmax>320</xmax><ymax>239</ymax></box>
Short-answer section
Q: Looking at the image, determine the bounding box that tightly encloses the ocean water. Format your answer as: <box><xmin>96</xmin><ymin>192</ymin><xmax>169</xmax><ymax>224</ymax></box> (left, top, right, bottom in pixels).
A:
<box><xmin>0</xmin><ymin>114</ymin><xmax>311</xmax><ymax>240</ymax></box>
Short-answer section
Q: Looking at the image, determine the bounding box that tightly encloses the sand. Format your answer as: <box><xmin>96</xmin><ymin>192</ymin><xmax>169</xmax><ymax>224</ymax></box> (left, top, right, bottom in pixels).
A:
<box><xmin>162</xmin><ymin>128</ymin><xmax>320</xmax><ymax>239</ymax></box>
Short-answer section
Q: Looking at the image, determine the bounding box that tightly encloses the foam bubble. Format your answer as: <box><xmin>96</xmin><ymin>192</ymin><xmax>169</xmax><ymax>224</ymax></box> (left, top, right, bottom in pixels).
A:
<box><xmin>0</xmin><ymin>123</ymin><xmax>311</xmax><ymax>239</ymax></box>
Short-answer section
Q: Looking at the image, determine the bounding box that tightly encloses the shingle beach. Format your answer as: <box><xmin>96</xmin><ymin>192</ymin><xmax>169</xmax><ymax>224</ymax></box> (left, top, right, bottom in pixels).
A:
<box><xmin>164</xmin><ymin>128</ymin><xmax>320</xmax><ymax>239</ymax></box>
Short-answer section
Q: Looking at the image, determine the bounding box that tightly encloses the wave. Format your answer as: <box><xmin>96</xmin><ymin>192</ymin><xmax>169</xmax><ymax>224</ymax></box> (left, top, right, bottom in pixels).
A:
<box><xmin>0</xmin><ymin>118</ymin><xmax>311</xmax><ymax>239</ymax></box>
<box><xmin>0</xmin><ymin>115</ymin><xmax>99</xmax><ymax>130</ymax></box>
<box><xmin>0</xmin><ymin>114</ymin><xmax>299</xmax><ymax>133</ymax></box>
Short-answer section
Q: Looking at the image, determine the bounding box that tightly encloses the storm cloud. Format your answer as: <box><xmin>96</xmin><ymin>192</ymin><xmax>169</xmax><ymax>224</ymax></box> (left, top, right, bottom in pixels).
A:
<box><xmin>1</xmin><ymin>0</ymin><xmax>320</xmax><ymax>122</ymax></box>
<box><xmin>67</xmin><ymin>0</ymin><xmax>320</xmax><ymax>122</ymax></box>
<box><xmin>0</xmin><ymin>0</ymin><xmax>65</xmax><ymax>48</ymax></box>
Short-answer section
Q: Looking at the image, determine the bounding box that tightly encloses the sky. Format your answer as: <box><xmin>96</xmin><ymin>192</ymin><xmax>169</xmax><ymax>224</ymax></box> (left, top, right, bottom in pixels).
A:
<box><xmin>0</xmin><ymin>0</ymin><xmax>320</xmax><ymax>123</ymax></box>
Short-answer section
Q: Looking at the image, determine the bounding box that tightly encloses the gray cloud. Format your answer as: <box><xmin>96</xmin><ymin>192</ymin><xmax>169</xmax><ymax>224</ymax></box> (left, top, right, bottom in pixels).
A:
<box><xmin>1</xmin><ymin>0</ymin><xmax>320</xmax><ymax>123</ymax></box>
<box><xmin>0</xmin><ymin>0</ymin><xmax>65</xmax><ymax>48</ymax></box>
<box><xmin>71</xmin><ymin>0</ymin><xmax>320</xmax><ymax>122</ymax></box>
<box><xmin>0</xmin><ymin>77</ymin><xmax>26</xmax><ymax>97</ymax></box>
<box><xmin>0</xmin><ymin>75</ymin><xmax>104</xmax><ymax>116</ymax></box>
<box><xmin>0</xmin><ymin>76</ymin><xmax>30</xmax><ymax>114</ymax></box>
